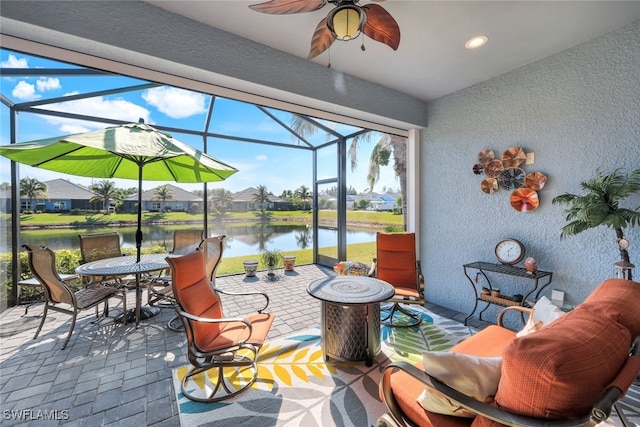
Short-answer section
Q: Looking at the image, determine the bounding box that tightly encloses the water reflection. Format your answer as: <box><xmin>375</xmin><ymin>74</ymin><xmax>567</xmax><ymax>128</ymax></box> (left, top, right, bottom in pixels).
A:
<box><xmin>15</xmin><ymin>223</ymin><xmax>374</xmax><ymax>258</ymax></box>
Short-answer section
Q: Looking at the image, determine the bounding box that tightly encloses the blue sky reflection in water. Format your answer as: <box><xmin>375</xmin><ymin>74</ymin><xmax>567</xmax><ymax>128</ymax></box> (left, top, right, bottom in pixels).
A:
<box><xmin>0</xmin><ymin>49</ymin><xmax>398</xmax><ymax>196</ymax></box>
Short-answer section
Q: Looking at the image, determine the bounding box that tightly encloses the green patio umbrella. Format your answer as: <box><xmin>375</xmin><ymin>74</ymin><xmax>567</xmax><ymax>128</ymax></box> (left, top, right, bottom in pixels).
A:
<box><xmin>0</xmin><ymin>120</ymin><xmax>238</xmax><ymax>262</ymax></box>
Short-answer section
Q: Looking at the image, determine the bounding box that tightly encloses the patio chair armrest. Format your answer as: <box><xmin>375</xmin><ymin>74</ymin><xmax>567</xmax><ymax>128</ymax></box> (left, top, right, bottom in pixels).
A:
<box><xmin>177</xmin><ymin>309</ymin><xmax>250</xmax><ymax>327</ymax></box>
<box><xmin>593</xmin><ymin>336</ymin><xmax>640</xmax><ymax>421</ymax></box>
<box><xmin>369</xmin><ymin>258</ymin><xmax>377</xmax><ymax>277</ymax></box>
<box><xmin>416</xmin><ymin>260</ymin><xmax>425</xmax><ymax>292</ymax></box>
<box><xmin>212</xmin><ymin>287</ymin><xmax>270</xmax><ymax>313</ymax></box>
<box><xmin>380</xmin><ymin>362</ymin><xmax>592</xmax><ymax>427</ymax></box>
<box><xmin>496</xmin><ymin>305</ymin><xmax>534</xmax><ymax>327</ymax></box>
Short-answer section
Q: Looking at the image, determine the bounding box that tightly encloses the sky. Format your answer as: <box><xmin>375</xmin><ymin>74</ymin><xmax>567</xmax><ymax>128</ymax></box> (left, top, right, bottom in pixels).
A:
<box><xmin>0</xmin><ymin>49</ymin><xmax>399</xmax><ymax>197</ymax></box>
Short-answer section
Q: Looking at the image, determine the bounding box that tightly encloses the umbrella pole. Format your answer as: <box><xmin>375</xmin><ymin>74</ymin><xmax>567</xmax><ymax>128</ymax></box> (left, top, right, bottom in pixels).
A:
<box><xmin>136</xmin><ymin>166</ymin><xmax>143</xmax><ymax>263</ymax></box>
<box><xmin>136</xmin><ymin>165</ymin><xmax>143</xmax><ymax>326</ymax></box>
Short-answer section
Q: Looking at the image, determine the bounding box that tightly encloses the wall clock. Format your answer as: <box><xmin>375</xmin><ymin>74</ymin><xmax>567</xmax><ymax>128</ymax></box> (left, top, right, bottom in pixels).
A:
<box><xmin>495</xmin><ymin>239</ymin><xmax>525</xmax><ymax>265</ymax></box>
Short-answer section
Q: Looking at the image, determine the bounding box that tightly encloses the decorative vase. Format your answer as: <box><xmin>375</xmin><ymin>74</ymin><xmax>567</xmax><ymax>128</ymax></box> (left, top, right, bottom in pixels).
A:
<box><xmin>524</xmin><ymin>257</ymin><xmax>537</xmax><ymax>274</ymax></box>
<box><xmin>243</xmin><ymin>260</ymin><xmax>259</xmax><ymax>277</ymax></box>
<box><xmin>283</xmin><ymin>255</ymin><xmax>296</xmax><ymax>271</ymax></box>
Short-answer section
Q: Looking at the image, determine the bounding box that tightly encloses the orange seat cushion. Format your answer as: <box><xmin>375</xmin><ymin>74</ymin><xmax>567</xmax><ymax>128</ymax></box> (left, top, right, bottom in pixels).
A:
<box><xmin>245</xmin><ymin>312</ymin><xmax>276</xmax><ymax>345</ymax></box>
<box><xmin>388</xmin><ymin>369</ymin><xmax>474</xmax><ymax>427</ymax></box>
<box><xmin>201</xmin><ymin>312</ymin><xmax>275</xmax><ymax>352</ymax></box>
<box><xmin>580</xmin><ymin>278</ymin><xmax>640</xmax><ymax>337</ymax></box>
<box><xmin>495</xmin><ymin>308</ymin><xmax>631</xmax><ymax>418</ymax></box>
<box><xmin>384</xmin><ymin>325</ymin><xmax>515</xmax><ymax>426</ymax></box>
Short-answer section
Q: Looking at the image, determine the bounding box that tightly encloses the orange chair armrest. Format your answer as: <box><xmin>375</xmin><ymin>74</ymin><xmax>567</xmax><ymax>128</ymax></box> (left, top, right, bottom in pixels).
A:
<box><xmin>212</xmin><ymin>287</ymin><xmax>270</xmax><ymax>313</ymax></box>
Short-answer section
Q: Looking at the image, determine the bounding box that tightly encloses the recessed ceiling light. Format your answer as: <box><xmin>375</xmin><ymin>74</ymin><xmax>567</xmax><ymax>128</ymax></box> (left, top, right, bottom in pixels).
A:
<box><xmin>465</xmin><ymin>35</ymin><xmax>488</xmax><ymax>49</ymax></box>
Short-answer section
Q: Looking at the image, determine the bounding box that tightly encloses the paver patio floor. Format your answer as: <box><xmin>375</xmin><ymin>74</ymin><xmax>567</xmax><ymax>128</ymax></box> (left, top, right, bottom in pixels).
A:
<box><xmin>0</xmin><ymin>264</ymin><xmax>488</xmax><ymax>426</ymax></box>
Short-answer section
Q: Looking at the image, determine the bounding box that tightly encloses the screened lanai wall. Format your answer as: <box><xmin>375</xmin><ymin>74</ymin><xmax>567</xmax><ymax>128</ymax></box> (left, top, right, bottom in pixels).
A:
<box><xmin>0</xmin><ymin>48</ymin><xmax>414</xmax><ymax>310</ymax></box>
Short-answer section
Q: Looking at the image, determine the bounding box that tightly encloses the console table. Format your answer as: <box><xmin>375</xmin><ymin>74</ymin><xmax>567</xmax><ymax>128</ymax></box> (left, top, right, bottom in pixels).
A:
<box><xmin>463</xmin><ymin>261</ymin><xmax>553</xmax><ymax>325</ymax></box>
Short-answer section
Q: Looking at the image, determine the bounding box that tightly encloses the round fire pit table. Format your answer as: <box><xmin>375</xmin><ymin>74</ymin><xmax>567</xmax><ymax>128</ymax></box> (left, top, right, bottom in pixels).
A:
<box><xmin>307</xmin><ymin>276</ymin><xmax>394</xmax><ymax>367</ymax></box>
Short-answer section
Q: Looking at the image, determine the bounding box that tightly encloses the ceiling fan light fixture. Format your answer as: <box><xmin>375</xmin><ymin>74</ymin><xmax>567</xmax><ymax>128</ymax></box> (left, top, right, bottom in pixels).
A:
<box><xmin>465</xmin><ymin>35</ymin><xmax>489</xmax><ymax>49</ymax></box>
<box><xmin>326</xmin><ymin>4</ymin><xmax>366</xmax><ymax>41</ymax></box>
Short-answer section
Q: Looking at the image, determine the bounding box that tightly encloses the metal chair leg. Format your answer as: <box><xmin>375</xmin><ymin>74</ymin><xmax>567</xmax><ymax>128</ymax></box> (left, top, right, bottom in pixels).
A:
<box><xmin>167</xmin><ymin>315</ymin><xmax>183</xmax><ymax>332</ymax></box>
<box><xmin>62</xmin><ymin>310</ymin><xmax>78</xmax><ymax>350</ymax></box>
<box><xmin>382</xmin><ymin>303</ymin><xmax>422</xmax><ymax>328</ymax></box>
<box><xmin>34</xmin><ymin>304</ymin><xmax>48</xmax><ymax>339</ymax></box>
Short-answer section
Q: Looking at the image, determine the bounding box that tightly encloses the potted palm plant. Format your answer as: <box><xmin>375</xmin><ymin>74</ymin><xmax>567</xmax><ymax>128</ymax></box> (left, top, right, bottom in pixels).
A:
<box><xmin>261</xmin><ymin>248</ymin><xmax>283</xmax><ymax>277</ymax></box>
<box><xmin>552</xmin><ymin>168</ymin><xmax>640</xmax><ymax>280</ymax></box>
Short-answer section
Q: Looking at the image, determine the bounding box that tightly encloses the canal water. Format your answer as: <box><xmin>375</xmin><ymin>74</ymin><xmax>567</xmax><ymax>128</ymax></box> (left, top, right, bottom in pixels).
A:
<box><xmin>14</xmin><ymin>223</ymin><xmax>377</xmax><ymax>258</ymax></box>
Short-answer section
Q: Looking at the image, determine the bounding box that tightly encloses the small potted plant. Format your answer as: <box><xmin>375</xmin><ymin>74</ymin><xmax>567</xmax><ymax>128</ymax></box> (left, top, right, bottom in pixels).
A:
<box><xmin>261</xmin><ymin>249</ymin><xmax>283</xmax><ymax>277</ymax></box>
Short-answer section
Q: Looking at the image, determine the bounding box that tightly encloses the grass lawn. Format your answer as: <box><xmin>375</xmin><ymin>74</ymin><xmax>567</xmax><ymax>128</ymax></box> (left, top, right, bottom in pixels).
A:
<box><xmin>216</xmin><ymin>241</ymin><xmax>376</xmax><ymax>276</ymax></box>
<box><xmin>9</xmin><ymin>210</ymin><xmax>403</xmax><ymax>228</ymax></box>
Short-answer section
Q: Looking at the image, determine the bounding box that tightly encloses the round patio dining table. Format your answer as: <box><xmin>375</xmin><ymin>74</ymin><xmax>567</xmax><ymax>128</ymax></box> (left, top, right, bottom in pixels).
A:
<box><xmin>76</xmin><ymin>254</ymin><xmax>170</xmax><ymax>327</ymax></box>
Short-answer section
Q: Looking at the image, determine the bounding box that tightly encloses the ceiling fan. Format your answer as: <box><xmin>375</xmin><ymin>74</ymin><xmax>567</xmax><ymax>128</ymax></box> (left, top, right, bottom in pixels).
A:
<box><xmin>249</xmin><ymin>0</ymin><xmax>401</xmax><ymax>60</ymax></box>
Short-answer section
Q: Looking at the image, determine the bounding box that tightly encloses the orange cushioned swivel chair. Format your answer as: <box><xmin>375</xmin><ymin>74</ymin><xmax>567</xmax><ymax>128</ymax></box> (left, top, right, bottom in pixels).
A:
<box><xmin>166</xmin><ymin>249</ymin><xmax>275</xmax><ymax>402</ymax></box>
<box><xmin>377</xmin><ymin>278</ymin><xmax>640</xmax><ymax>427</ymax></box>
<box><xmin>147</xmin><ymin>229</ymin><xmax>205</xmax><ymax>307</ymax></box>
<box><xmin>372</xmin><ymin>232</ymin><xmax>425</xmax><ymax>327</ymax></box>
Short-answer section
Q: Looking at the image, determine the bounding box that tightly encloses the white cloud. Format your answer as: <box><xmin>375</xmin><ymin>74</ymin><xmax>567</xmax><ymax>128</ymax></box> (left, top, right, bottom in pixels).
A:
<box><xmin>1</xmin><ymin>54</ymin><xmax>28</xmax><ymax>68</ymax></box>
<box><xmin>141</xmin><ymin>87</ymin><xmax>206</xmax><ymax>119</ymax></box>
<box><xmin>255</xmin><ymin>154</ymin><xmax>268</xmax><ymax>161</ymax></box>
<box><xmin>36</xmin><ymin>77</ymin><xmax>61</xmax><ymax>92</ymax></box>
<box><xmin>41</xmin><ymin>95</ymin><xmax>151</xmax><ymax>134</ymax></box>
<box><xmin>12</xmin><ymin>81</ymin><xmax>39</xmax><ymax>100</ymax></box>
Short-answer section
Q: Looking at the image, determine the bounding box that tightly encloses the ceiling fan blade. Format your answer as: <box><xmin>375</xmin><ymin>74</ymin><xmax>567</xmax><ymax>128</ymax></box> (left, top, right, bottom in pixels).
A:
<box><xmin>362</xmin><ymin>4</ymin><xmax>401</xmax><ymax>50</ymax></box>
<box><xmin>249</xmin><ymin>0</ymin><xmax>326</xmax><ymax>14</ymax></box>
<box><xmin>307</xmin><ymin>18</ymin><xmax>336</xmax><ymax>59</ymax></box>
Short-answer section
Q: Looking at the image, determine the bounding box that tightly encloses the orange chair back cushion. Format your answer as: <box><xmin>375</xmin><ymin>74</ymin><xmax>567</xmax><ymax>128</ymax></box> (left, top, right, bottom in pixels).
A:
<box><xmin>495</xmin><ymin>308</ymin><xmax>631</xmax><ymax>418</ymax></box>
<box><xmin>170</xmin><ymin>251</ymin><xmax>223</xmax><ymax>345</ymax></box>
<box><xmin>376</xmin><ymin>232</ymin><xmax>417</xmax><ymax>290</ymax></box>
<box><xmin>580</xmin><ymin>278</ymin><xmax>640</xmax><ymax>337</ymax></box>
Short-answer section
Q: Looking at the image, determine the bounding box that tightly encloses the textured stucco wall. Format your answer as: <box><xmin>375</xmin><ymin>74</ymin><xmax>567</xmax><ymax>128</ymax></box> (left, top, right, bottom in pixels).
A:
<box><xmin>421</xmin><ymin>19</ymin><xmax>640</xmax><ymax>319</ymax></box>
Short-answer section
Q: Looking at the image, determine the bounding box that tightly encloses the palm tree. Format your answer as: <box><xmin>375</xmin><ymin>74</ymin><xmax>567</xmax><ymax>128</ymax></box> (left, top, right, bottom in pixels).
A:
<box><xmin>368</xmin><ymin>134</ymin><xmax>407</xmax><ymax>220</ymax></box>
<box><xmin>153</xmin><ymin>185</ymin><xmax>174</xmax><ymax>212</ymax></box>
<box><xmin>89</xmin><ymin>180</ymin><xmax>119</xmax><ymax>214</ymax></box>
<box><xmin>19</xmin><ymin>177</ymin><xmax>48</xmax><ymax>212</ymax></box>
<box><xmin>210</xmin><ymin>188</ymin><xmax>233</xmax><ymax>214</ymax></box>
<box><xmin>253</xmin><ymin>185</ymin><xmax>272</xmax><ymax>215</ymax></box>
<box><xmin>552</xmin><ymin>168</ymin><xmax>640</xmax><ymax>280</ymax></box>
<box><xmin>113</xmin><ymin>188</ymin><xmax>134</xmax><ymax>213</ymax></box>
<box><xmin>294</xmin><ymin>185</ymin><xmax>312</xmax><ymax>210</ymax></box>
<box><xmin>290</xmin><ymin>116</ymin><xmax>407</xmax><ymax>226</ymax></box>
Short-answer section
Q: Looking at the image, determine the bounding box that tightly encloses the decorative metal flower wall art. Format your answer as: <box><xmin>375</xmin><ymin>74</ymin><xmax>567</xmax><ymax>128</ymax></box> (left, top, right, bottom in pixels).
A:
<box><xmin>472</xmin><ymin>147</ymin><xmax>548</xmax><ymax>212</ymax></box>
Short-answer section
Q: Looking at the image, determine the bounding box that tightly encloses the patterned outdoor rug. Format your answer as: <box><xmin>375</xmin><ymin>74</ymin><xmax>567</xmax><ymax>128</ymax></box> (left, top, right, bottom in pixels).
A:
<box><xmin>171</xmin><ymin>306</ymin><xmax>640</xmax><ymax>427</ymax></box>
<box><xmin>171</xmin><ymin>305</ymin><xmax>471</xmax><ymax>427</ymax></box>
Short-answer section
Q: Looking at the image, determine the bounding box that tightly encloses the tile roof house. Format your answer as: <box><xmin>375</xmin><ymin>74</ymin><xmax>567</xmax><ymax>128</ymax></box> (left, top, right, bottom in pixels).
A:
<box><xmin>369</xmin><ymin>193</ymin><xmax>400</xmax><ymax>212</ymax></box>
<box><xmin>16</xmin><ymin>179</ymin><xmax>97</xmax><ymax>212</ymax></box>
<box><xmin>231</xmin><ymin>187</ymin><xmax>289</xmax><ymax>212</ymax></box>
<box><xmin>122</xmin><ymin>184</ymin><xmax>202</xmax><ymax>213</ymax></box>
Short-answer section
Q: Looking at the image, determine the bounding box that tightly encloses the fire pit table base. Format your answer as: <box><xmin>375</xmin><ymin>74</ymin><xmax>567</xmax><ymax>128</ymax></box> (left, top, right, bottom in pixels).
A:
<box><xmin>322</xmin><ymin>301</ymin><xmax>381</xmax><ymax>366</ymax></box>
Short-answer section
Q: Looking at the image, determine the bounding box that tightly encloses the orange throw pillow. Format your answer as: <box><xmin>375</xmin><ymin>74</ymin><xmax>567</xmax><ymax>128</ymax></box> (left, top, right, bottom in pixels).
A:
<box><xmin>495</xmin><ymin>308</ymin><xmax>631</xmax><ymax>419</ymax></box>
